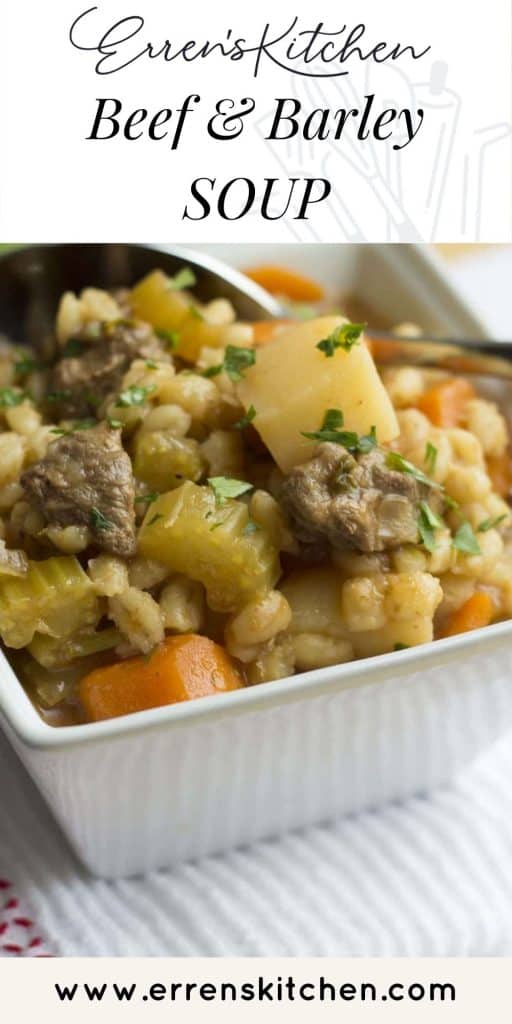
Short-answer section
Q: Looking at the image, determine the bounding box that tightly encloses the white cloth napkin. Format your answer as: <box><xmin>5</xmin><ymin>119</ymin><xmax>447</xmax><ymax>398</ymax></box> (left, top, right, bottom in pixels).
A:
<box><xmin>2</xmin><ymin>726</ymin><xmax>512</xmax><ymax>956</ymax></box>
<box><xmin>2</xmin><ymin>246</ymin><xmax>512</xmax><ymax>958</ymax></box>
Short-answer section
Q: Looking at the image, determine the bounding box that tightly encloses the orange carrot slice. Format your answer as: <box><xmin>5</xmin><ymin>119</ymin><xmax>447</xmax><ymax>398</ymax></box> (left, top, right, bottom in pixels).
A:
<box><xmin>416</xmin><ymin>377</ymin><xmax>475</xmax><ymax>427</ymax></box>
<box><xmin>79</xmin><ymin>635</ymin><xmax>243</xmax><ymax>722</ymax></box>
<box><xmin>251</xmin><ymin>319</ymin><xmax>291</xmax><ymax>345</ymax></box>
<box><xmin>486</xmin><ymin>452</ymin><xmax>512</xmax><ymax>498</ymax></box>
<box><xmin>244</xmin><ymin>265</ymin><xmax>324</xmax><ymax>302</ymax></box>
<box><xmin>440</xmin><ymin>592</ymin><xmax>494</xmax><ymax>639</ymax></box>
<box><xmin>366</xmin><ymin>337</ymin><xmax>400</xmax><ymax>362</ymax></box>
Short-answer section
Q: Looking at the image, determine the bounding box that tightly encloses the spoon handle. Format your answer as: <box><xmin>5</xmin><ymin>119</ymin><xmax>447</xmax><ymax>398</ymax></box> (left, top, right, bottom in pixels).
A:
<box><xmin>368</xmin><ymin>330</ymin><xmax>512</xmax><ymax>380</ymax></box>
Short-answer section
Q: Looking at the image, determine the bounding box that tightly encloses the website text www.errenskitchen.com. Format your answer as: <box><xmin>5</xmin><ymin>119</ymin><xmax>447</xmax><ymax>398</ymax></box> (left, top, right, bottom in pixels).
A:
<box><xmin>53</xmin><ymin>975</ymin><xmax>456</xmax><ymax>1006</ymax></box>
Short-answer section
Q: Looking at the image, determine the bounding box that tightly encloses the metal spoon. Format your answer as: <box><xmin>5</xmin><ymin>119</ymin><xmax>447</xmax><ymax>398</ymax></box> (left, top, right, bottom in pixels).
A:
<box><xmin>0</xmin><ymin>243</ymin><xmax>282</xmax><ymax>349</ymax></box>
<box><xmin>0</xmin><ymin>243</ymin><xmax>510</xmax><ymax>382</ymax></box>
<box><xmin>367</xmin><ymin>329</ymin><xmax>512</xmax><ymax>380</ymax></box>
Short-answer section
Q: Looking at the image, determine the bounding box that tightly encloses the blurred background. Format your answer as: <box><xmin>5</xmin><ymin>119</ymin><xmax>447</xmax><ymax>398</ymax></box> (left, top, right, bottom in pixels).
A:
<box><xmin>438</xmin><ymin>245</ymin><xmax>512</xmax><ymax>338</ymax></box>
<box><xmin>2</xmin><ymin>243</ymin><xmax>510</xmax><ymax>336</ymax></box>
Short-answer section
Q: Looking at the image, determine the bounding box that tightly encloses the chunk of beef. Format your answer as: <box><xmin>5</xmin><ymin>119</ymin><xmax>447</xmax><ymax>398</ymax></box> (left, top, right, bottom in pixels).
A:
<box><xmin>281</xmin><ymin>443</ymin><xmax>437</xmax><ymax>554</ymax></box>
<box><xmin>49</xmin><ymin>319</ymin><xmax>158</xmax><ymax>418</ymax></box>
<box><xmin>21</xmin><ymin>423</ymin><xmax>136</xmax><ymax>557</ymax></box>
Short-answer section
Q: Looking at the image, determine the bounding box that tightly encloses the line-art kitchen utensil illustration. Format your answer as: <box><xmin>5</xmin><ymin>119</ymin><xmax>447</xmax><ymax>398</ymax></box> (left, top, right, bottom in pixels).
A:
<box><xmin>406</xmin><ymin>62</ymin><xmax>461</xmax><ymax>241</ymax></box>
<box><xmin>302</xmin><ymin>71</ymin><xmax>424</xmax><ymax>241</ymax></box>
<box><xmin>251</xmin><ymin>50</ymin><xmax>511</xmax><ymax>244</ymax></box>
<box><xmin>259</xmin><ymin>65</ymin><xmax>423</xmax><ymax>242</ymax></box>
<box><xmin>363</xmin><ymin>58</ymin><xmax>419</xmax><ymax>239</ymax></box>
<box><xmin>461</xmin><ymin>123</ymin><xmax>512</xmax><ymax>240</ymax></box>
<box><xmin>252</xmin><ymin>98</ymin><xmax>367</xmax><ymax>243</ymax></box>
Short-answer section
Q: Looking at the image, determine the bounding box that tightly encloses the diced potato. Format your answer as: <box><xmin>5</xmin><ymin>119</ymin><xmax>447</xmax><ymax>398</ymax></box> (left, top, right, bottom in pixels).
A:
<box><xmin>0</xmin><ymin>557</ymin><xmax>99</xmax><ymax>648</ymax></box>
<box><xmin>138</xmin><ymin>481</ymin><xmax>280</xmax><ymax>612</ymax></box>
<box><xmin>173</xmin><ymin>315</ymin><xmax>228</xmax><ymax>363</ymax></box>
<box><xmin>133</xmin><ymin>431</ymin><xmax>204</xmax><ymax>491</ymax></box>
<box><xmin>131</xmin><ymin>270</ymin><xmax>225</xmax><ymax>362</ymax></box>
<box><xmin>237</xmin><ymin>317</ymin><xmax>399</xmax><ymax>472</ymax></box>
<box><xmin>281</xmin><ymin>567</ymin><xmax>346</xmax><ymax>637</ymax></box>
<box><xmin>131</xmin><ymin>270</ymin><xmax>191</xmax><ymax>333</ymax></box>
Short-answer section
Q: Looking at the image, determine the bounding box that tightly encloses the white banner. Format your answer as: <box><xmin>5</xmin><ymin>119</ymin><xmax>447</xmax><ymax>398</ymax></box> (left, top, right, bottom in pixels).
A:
<box><xmin>1</xmin><ymin>0</ymin><xmax>511</xmax><ymax>242</ymax></box>
<box><xmin>1</xmin><ymin>957</ymin><xmax>512</xmax><ymax>1020</ymax></box>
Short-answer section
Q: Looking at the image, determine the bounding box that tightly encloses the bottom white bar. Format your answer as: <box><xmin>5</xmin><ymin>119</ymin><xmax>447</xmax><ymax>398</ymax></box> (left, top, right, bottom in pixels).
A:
<box><xmin>1</xmin><ymin>958</ymin><xmax>510</xmax><ymax>1020</ymax></box>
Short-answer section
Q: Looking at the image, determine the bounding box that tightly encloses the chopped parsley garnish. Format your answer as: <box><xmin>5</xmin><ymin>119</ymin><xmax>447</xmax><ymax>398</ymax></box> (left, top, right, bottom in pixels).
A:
<box><xmin>167</xmin><ymin>267</ymin><xmax>196</xmax><ymax>291</ymax></box>
<box><xmin>425</xmin><ymin>442</ymin><xmax>438</xmax><ymax>474</ymax></box>
<box><xmin>203</xmin><ymin>346</ymin><xmax>256</xmax><ymax>383</ymax></box>
<box><xmin>394</xmin><ymin>643</ymin><xmax>410</xmax><ymax>651</ymax></box>
<box><xmin>74</xmin><ymin>418</ymin><xmax>96</xmax><ymax>430</ymax></box>
<box><xmin>0</xmin><ymin>388</ymin><xmax>27</xmax><ymax>408</ymax></box>
<box><xmin>418</xmin><ymin>502</ymin><xmax>443</xmax><ymax>553</ymax></box>
<box><xmin>386</xmin><ymin>451</ymin><xmax>443</xmax><ymax>490</ymax></box>
<box><xmin>477</xmin><ymin>515</ymin><xmax>508</xmax><ymax>533</ymax></box>
<box><xmin>14</xmin><ymin>354</ymin><xmax>43</xmax><ymax>375</ymax></box>
<box><xmin>107</xmin><ymin>418</ymin><xmax>123</xmax><ymax>429</ymax></box>
<box><xmin>46</xmin><ymin>389</ymin><xmax>72</xmax><ymax>404</ymax></box>
<box><xmin>444</xmin><ymin>494</ymin><xmax>459</xmax><ymax>511</ymax></box>
<box><xmin>61</xmin><ymin>338</ymin><xmax>86</xmax><ymax>358</ymax></box>
<box><xmin>208</xmin><ymin>477</ymin><xmax>253</xmax><ymax>506</ymax></box>
<box><xmin>322</xmin><ymin>409</ymin><xmax>343</xmax><ymax>431</ymax></box>
<box><xmin>50</xmin><ymin>418</ymin><xmax>96</xmax><ymax>437</ymax></box>
<box><xmin>148</xmin><ymin>513</ymin><xmax>164</xmax><ymax>526</ymax></box>
<box><xmin>155</xmin><ymin>328</ymin><xmax>179</xmax><ymax>350</ymax></box>
<box><xmin>145</xmin><ymin>360</ymin><xmax>158</xmax><ymax>370</ymax></box>
<box><xmin>109</xmin><ymin>318</ymin><xmax>135</xmax><ymax>331</ymax></box>
<box><xmin>188</xmin><ymin>304</ymin><xmax>204</xmax><ymax>321</ymax></box>
<box><xmin>90</xmin><ymin>507</ymin><xmax>115</xmax><ymax>532</ymax></box>
<box><xmin>316</xmin><ymin>322</ymin><xmax>366</xmax><ymax>357</ymax></box>
<box><xmin>135</xmin><ymin>493</ymin><xmax>159</xmax><ymax>506</ymax></box>
<box><xmin>233</xmin><ymin>405</ymin><xmax>257</xmax><ymax>430</ymax></box>
<box><xmin>116</xmin><ymin>384</ymin><xmax>156</xmax><ymax>408</ymax></box>
<box><xmin>302</xmin><ymin>409</ymin><xmax>377</xmax><ymax>455</ymax></box>
<box><xmin>452</xmin><ymin>521</ymin><xmax>481</xmax><ymax>556</ymax></box>
<box><xmin>84</xmin><ymin>391</ymin><xmax>102</xmax><ymax>409</ymax></box>
<box><xmin>222</xmin><ymin>346</ymin><xmax>257</xmax><ymax>381</ymax></box>
<box><xmin>357</xmin><ymin>426</ymin><xmax>378</xmax><ymax>454</ymax></box>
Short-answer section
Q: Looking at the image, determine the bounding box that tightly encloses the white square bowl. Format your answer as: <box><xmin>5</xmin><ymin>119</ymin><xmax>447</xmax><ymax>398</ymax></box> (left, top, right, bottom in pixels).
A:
<box><xmin>1</xmin><ymin>243</ymin><xmax>511</xmax><ymax>880</ymax></box>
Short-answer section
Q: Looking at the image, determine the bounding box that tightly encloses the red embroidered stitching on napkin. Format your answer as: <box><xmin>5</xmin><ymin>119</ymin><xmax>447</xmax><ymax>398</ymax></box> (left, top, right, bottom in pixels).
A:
<box><xmin>0</xmin><ymin>879</ymin><xmax>53</xmax><ymax>957</ymax></box>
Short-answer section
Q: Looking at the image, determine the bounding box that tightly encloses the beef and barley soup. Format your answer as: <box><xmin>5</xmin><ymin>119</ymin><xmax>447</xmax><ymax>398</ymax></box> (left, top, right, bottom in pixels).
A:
<box><xmin>0</xmin><ymin>264</ymin><xmax>510</xmax><ymax>725</ymax></box>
